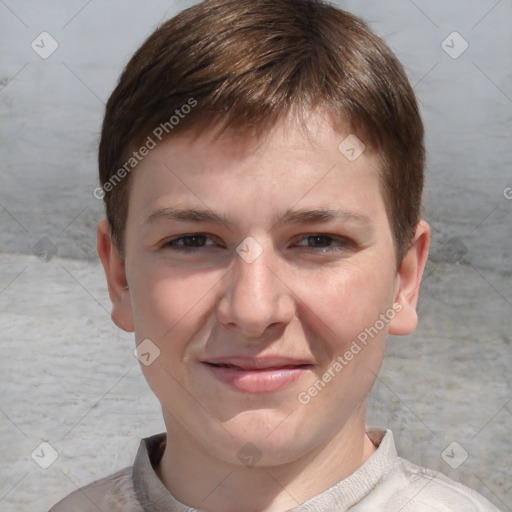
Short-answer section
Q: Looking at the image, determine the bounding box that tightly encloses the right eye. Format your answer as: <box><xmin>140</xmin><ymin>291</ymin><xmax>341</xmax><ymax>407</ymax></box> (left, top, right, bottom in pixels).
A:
<box><xmin>161</xmin><ymin>234</ymin><xmax>222</xmax><ymax>253</ymax></box>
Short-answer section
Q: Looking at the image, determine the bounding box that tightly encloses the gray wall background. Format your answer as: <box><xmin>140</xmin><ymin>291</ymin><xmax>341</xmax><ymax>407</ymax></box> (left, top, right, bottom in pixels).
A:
<box><xmin>0</xmin><ymin>0</ymin><xmax>511</xmax><ymax>510</ymax></box>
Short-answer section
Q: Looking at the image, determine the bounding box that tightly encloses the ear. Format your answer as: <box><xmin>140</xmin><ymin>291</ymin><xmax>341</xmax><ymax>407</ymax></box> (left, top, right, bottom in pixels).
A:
<box><xmin>388</xmin><ymin>220</ymin><xmax>430</xmax><ymax>336</ymax></box>
<box><xmin>97</xmin><ymin>219</ymin><xmax>135</xmax><ymax>332</ymax></box>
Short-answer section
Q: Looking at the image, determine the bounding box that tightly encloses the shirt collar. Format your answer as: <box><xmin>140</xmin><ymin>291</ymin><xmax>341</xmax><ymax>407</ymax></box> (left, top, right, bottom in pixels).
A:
<box><xmin>133</xmin><ymin>428</ymin><xmax>397</xmax><ymax>512</ymax></box>
<box><xmin>133</xmin><ymin>433</ymin><xmax>192</xmax><ymax>511</ymax></box>
<box><xmin>294</xmin><ymin>429</ymin><xmax>397</xmax><ymax>511</ymax></box>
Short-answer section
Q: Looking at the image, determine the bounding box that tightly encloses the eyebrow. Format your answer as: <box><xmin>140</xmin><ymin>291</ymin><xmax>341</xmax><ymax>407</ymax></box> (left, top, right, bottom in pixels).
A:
<box><xmin>143</xmin><ymin>207</ymin><xmax>372</xmax><ymax>230</ymax></box>
<box><xmin>143</xmin><ymin>207</ymin><xmax>232</xmax><ymax>228</ymax></box>
<box><xmin>279</xmin><ymin>209</ymin><xmax>371</xmax><ymax>226</ymax></box>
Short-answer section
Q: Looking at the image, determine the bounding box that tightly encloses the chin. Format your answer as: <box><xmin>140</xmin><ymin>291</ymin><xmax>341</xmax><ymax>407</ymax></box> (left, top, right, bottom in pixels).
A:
<box><xmin>208</xmin><ymin>412</ymin><xmax>317</xmax><ymax>466</ymax></box>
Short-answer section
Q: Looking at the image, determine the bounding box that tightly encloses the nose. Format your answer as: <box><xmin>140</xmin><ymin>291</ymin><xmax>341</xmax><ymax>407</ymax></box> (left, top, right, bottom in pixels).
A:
<box><xmin>216</xmin><ymin>246</ymin><xmax>296</xmax><ymax>340</ymax></box>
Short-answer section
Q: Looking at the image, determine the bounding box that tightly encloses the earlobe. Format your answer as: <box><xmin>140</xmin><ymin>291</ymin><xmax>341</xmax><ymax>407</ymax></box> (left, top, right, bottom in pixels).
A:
<box><xmin>97</xmin><ymin>220</ymin><xmax>135</xmax><ymax>332</ymax></box>
<box><xmin>388</xmin><ymin>220</ymin><xmax>431</xmax><ymax>336</ymax></box>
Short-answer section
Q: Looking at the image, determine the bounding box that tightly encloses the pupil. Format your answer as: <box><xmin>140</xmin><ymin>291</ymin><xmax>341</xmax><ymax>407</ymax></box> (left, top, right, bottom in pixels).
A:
<box><xmin>309</xmin><ymin>235</ymin><xmax>329</xmax><ymax>247</ymax></box>
<box><xmin>184</xmin><ymin>235</ymin><xmax>204</xmax><ymax>246</ymax></box>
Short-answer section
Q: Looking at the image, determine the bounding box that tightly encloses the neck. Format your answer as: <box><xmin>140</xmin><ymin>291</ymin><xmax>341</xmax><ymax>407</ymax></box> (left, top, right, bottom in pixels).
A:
<box><xmin>156</xmin><ymin>406</ymin><xmax>376</xmax><ymax>512</ymax></box>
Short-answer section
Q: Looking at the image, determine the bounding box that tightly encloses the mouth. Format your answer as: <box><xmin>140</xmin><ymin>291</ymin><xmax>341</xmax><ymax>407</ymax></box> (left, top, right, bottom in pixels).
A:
<box><xmin>201</xmin><ymin>358</ymin><xmax>313</xmax><ymax>393</ymax></box>
<box><xmin>204</xmin><ymin>362</ymin><xmax>311</xmax><ymax>371</ymax></box>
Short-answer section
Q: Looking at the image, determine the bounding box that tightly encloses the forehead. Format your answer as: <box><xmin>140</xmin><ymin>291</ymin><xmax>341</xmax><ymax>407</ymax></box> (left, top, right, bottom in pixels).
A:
<box><xmin>127</xmin><ymin>111</ymin><xmax>387</xmax><ymax>227</ymax></box>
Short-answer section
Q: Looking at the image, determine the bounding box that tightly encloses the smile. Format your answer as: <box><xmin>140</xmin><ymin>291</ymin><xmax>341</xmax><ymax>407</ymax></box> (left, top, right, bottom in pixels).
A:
<box><xmin>202</xmin><ymin>360</ymin><xmax>313</xmax><ymax>393</ymax></box>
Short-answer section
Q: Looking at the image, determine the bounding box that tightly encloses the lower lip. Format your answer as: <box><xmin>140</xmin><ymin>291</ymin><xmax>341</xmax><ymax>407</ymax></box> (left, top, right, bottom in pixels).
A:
<box><xmin>203</xmin><ymin>364</ymin><xmax>310</xmax><ymax>393</ymax></box>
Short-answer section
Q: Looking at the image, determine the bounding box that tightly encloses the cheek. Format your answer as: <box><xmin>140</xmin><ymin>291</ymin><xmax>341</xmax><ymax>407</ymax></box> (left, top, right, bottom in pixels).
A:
<box><xmin>297</xmin><ymin>263</ymin><xmax>396</xmax><ymax>353</ymax></box>
<box><xmin>294</xmin><ymin>266</ymin><xmax>394</xmax><ymax>418</ymax></box>
<box><xmin>129</xmin><ymin>261</ymin><xmax>221</xmax><ymax>348</ymax></box>
<box><xmin>130</xmin><ymin>267</ymin><xmax>215</xmax><ymax>396</ymax></box>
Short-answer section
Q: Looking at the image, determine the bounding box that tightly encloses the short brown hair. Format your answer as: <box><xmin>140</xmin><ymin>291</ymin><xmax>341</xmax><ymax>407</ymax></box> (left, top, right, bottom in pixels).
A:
<box><xmin>99</xmin><ymin>0</ymin><xmax>424</xmax><ymax>263</ymax></box>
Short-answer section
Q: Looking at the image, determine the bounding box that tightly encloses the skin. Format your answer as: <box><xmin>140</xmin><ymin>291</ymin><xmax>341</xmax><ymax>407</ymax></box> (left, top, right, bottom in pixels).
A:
<box><xmin>98</xmin><ymin>110</ymin><xmax>430</xmax><ymax>512</ymax></box>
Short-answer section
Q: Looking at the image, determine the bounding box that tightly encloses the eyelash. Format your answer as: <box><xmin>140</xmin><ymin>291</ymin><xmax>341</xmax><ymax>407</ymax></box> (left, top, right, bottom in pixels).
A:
<box><xmin>163</xmin><ymin>234</ymin><xmax>221</xmax><ymax>253</ymax></box>
<box><xmin>161</xmin><ymin>233</ymin><xmax>353</xmax><ymax>254</ymax></box>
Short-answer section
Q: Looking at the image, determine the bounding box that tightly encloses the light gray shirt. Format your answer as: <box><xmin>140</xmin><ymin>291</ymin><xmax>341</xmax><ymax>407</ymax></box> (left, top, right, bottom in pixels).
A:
<box><xmin>49</xmin><ymin>429</ymin><xmax>501</xmax><ymax>511</ymax></box>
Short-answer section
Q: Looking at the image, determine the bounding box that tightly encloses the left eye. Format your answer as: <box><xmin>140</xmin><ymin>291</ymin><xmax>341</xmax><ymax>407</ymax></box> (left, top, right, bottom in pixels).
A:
<box><xmin>294</xmin><ymin>234</ymin><xmax>350</xmax><ymax>251</ymax></box>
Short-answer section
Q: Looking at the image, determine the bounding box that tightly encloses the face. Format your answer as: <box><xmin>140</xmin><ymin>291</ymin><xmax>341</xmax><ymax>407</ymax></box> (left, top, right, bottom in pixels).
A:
<box><xmin>100</xmin><ymin>111</ymin><xmax>428</xmax><ymax>467</ymax></box>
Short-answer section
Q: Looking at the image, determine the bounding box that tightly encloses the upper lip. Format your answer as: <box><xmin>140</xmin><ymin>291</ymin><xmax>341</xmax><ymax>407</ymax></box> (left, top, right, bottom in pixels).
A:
<box><xmin>202</xmin><ymin>356</ymin><xmax>313</xmax><ymax>371</ymax></box>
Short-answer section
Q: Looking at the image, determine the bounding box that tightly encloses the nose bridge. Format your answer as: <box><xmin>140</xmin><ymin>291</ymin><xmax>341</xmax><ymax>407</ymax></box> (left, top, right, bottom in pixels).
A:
<box><xmin>237</xmin><ymin>254</ymin><xmax>275</xmax><ymax>303</ymax></box>
<box><xmin>218</xmin><ymin>246</ymin><xmax>294</xmax><ymax>337</ymax></box>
